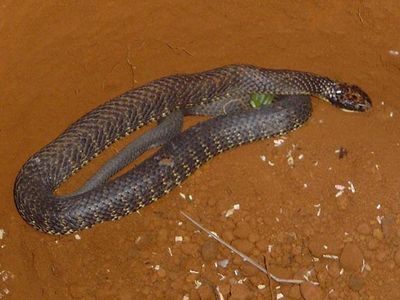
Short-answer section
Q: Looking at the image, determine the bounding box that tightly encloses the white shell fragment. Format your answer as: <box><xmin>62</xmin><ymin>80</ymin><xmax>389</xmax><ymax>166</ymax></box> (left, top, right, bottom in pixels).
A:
<box><xmin>273</xmin><ymin>139</ymin><xmax>285</xmax><ymax>147</ymax></box>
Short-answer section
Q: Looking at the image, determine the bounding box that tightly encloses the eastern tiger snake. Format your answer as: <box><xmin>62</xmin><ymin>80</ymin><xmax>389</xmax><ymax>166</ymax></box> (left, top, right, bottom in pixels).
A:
<box><xmin>13</xmin><ymin>65</ymin><xmax>371</xmax><ymax>234</ymax></box>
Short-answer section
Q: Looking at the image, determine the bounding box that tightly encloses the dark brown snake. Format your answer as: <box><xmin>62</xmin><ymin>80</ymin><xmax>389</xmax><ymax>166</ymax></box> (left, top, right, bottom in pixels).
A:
<box><xmin>13</xmin><ymin>65</ymin><xmax>371</xmax><ymax>234</ymax></box>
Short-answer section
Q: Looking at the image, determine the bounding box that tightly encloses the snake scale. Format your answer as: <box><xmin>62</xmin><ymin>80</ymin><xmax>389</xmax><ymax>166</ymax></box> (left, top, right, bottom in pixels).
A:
<box><xmin>13</xmin><ymin>65</ymin><xmax>371</xmax><ymax>234</ymax></box>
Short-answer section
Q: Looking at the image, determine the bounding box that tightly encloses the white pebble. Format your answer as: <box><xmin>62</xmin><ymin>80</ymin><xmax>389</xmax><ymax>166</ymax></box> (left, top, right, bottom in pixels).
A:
<box><xmin>347</xmin><ymin>181</ymin><xmax>356</xmax><ymax>193</ymax></box>
<box><xmin>217</xmin><ymin>259</ymin><xmax>229</xmax><ymax>268</ymax></box>
<box><xmin>225</xmin><ymin>208</ymin><xmax>235</xmax><ymax>217</ymax></box>
<box><xmin>257</xmin><ymin>284</ymin><xmax>266</xmax><ymax>290</ymax></box>
<box><xmin>335</xmin><ymin>184</ymin><xmax>345</xmax><ymax>190</ymax></box>
<box><xmin>274</xmin><ymin>139</ymin><xmax>285</xmax><ymax>147</ymax></box>
<box><xmin>194</xmin><ymin>280</ymin><xmax>202</xmax><ymax>289</ymax></box>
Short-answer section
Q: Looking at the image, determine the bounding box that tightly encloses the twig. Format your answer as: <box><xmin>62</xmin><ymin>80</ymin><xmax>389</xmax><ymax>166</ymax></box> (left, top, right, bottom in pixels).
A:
<box><xmin>126</xmin><ymin>46</ymin><xmax>136</xmax><ymax>87</ymax></box>
<box><xmin>180</xmin><ymin>211</ymin><xmax>304</xmax><ymax>285</ymax></box>
<box><xmin>357</xmin><ymin>7</ymin><xmax>365</xmax><ymax>25</ymax></box>
<box><xmin>166</xmin><ymin>42</ymin><xmax>193</xmax><ymax>56</ymax></box>
<box><xmin>263</xmin><ymin>255</ymin><xmax>275</xmax><ymax>300</ymax></box>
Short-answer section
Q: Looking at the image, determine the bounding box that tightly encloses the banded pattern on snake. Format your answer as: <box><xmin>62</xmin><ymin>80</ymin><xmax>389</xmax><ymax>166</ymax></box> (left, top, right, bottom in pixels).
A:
<box><xmin>13</xmin><ymin>65</ymin><xmax>371</xmax><ymax>234</ymax></box>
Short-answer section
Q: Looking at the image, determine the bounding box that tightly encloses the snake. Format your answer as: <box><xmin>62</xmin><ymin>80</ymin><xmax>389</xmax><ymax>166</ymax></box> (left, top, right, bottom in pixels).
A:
<box><xmin>13</xmin><ymin>64</ymin><xmax>371</xmax><ymax>234</ymax></box>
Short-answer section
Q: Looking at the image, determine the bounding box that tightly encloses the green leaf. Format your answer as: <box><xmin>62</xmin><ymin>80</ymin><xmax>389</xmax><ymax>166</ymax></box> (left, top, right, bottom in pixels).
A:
<box><xmin>249</xmin><ymin>93</ymin><xmax>275</xmax><ymax>109</ymax></box>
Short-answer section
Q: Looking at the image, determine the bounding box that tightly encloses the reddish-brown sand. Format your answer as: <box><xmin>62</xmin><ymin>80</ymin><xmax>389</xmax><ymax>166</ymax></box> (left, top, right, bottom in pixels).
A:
<box><xmin>1</xmin><ymin>1</ymin><xmax>400</xmax><ymax>299</ymax></box>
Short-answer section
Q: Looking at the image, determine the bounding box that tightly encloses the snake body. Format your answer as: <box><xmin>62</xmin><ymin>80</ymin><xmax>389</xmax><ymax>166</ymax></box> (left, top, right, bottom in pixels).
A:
<box><xmin>13</xmin><ymin>65</ymin><xmax>371</xmax><ymax>234</ymax></box>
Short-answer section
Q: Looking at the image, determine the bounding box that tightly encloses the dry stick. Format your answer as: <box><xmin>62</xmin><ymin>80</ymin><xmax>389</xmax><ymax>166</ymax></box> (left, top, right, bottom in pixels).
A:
<box><xmin>263</xmin><ymin>255</ymin><xmax>276</xmax><ymax>300</ymax></box>
<box><xmin>180</xmin><ymin>211</ymin><xmax>304</xmax><ymax>285</ymax></box>
<box><xmin>126</xmin><ymin>46</ymin><xmax>136</xmax><ymax>87</ymax></box>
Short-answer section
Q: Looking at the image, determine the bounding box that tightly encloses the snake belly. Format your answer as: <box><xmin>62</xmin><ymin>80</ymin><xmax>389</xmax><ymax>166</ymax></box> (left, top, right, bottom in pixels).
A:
<box><xmin>13</xmin><ymin>64</ymin><xmax>371</xmax><ymax>234</ymax></box>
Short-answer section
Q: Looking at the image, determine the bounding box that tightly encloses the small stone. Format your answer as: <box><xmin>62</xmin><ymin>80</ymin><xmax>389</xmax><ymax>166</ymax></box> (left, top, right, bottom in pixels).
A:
<box><xmin>372</xmin><ymin>228</ymin><xmax>384</xmax><ymax>240</ymax></box>
<box><xmin>300</xmin><ymin>282</ymin><xmax>323</xmax><ymax>300</ymax></box>
<box><xmin>222</xmin><ymin>230</ymin><xmax>234</xmax><ymax>242</ymax></box>
<box><xmin>197</xmin><ymin>285</ymin><xmax>215</xmax><ymax>300</ymax></box>
<box><xmin>288</xmin><ymin>285</ymin><xmax>302</xmax><ymax>299</ymax></box>
<box><xmin>348</xmin><ymin>274</ymin><xmax>365</xmax><ymax>291</ymax></box>
<box><xmin>367</xmin><ymin>238</ymin><xmax>379</xmax><ymax>250</ymax></box>
<box><xmin>340</xmin><ymin>243</ymin><xmax>364</xmax><ymax>272</ymax></box>
<box><xmin>248</xmin><ymin>232</ymin><xmax>260</xmax><ymax>243</ymax></box>
<box><xmin>233</xmin><ymin>221</ymin><xmax>252</xmax><ymax>239</ymax></box>
<box><xmin>230</xmin><ymin>284</ymin><xmax>253</xmax><ymax>300</ymax></box>
<box><xmin>231</xmin><ymin>239</ymin><xmax>254</xmax><ymax>254</ymax></box>
<box><xmin>217</xmin><ymin>259</ymin><xmax>229</xmax><ymax>268</ymax></box>
<box><xmin>356</xmin><ymin>223</ymin><xmax>371</xmax><ymax>235</ymax></box>
<box><xmin>327</xmin><ymin>262</ymin><xmax>341</xmax><ymax>279</ymax></box>
<box><xmin>201</xmin><ymin>240</ymin><xmax>219</xmax><ymax>261</ymax></box>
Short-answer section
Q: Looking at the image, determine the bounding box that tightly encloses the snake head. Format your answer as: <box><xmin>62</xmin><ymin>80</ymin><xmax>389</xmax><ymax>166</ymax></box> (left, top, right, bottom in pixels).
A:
<box><xmin>328</xmin><ymin>83</ymin><xmax>372</xmax><ymax>112</ymax></box>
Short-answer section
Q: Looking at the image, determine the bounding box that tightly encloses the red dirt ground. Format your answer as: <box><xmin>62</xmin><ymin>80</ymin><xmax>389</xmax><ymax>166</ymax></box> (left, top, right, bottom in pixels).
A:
<box><xmin>1</xmin><ymin>1</ymin><xmax>400</xmax><ymax>299</ymax></box>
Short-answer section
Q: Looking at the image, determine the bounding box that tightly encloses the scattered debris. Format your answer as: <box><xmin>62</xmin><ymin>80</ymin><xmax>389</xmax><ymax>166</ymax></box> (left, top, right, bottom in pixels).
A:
<box><xmin>225</xmin><ymin>203</ymin><xmax>240</xmax><ymax>217</ymax></box>
<box><xmin>286</xmin><ymin>150</ymin><xmax>294</xmax><ymax>166</ymax></box>
<box><xmin>347</xmin><ymin>181</ymin><xmax>356</xmax><ymax>193</ymax></box>
<box><xmin>335</xmin><ymin>147</ymin><xmax>348</xmax><ymax>159</ymax></box>
<box><xmin>217</xmin><ymin>259</ymin><xmax>229</xmax><ymax>268</ymax></box>
<box><xmin>273</xmin><ymin>139</ymin><xmax>285</xmax><ymax>147</ymax></box>
<box><xmin>194</xmin><ymin>279</ymin><xmax>202</xmax><ymax>289</ymax></box>
<box><xmin>180</xmin><ymin>211</ymin><xmax>304</xmax><ymax>284</ymax></box>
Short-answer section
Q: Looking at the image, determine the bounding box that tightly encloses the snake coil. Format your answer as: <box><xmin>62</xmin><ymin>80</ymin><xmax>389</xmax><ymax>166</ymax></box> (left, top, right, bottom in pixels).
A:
<box><xmin>14</xmin><ymin>65</ymin><xmax>371</xmax><ymax>234</ymax></box>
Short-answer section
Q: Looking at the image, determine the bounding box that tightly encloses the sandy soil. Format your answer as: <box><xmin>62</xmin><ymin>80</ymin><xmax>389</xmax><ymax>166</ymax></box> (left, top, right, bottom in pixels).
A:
<box><xmin>1</xmin><ymin>1</ymin><xmax>400</xmax><ymax>299</ymax></box>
